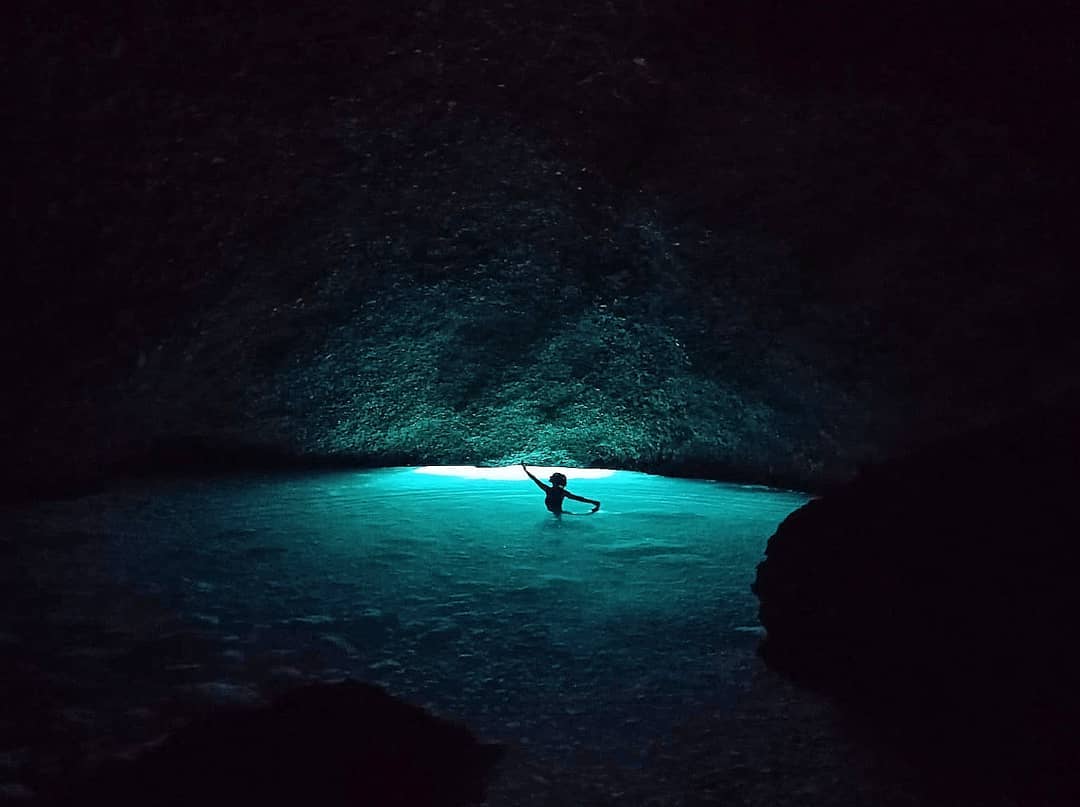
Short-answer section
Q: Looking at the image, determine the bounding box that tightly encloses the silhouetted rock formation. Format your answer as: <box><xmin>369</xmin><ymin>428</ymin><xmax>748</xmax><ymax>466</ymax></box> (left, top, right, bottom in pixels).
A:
<box><xmin>752</xmin><ymin>403</ymin><xmax>1080</xmax><ymax>799</ymax></box>
<box><xmin>47</xmin><ymin>680</ymin><xmax>503</xmax><ymax>807</ymax></box>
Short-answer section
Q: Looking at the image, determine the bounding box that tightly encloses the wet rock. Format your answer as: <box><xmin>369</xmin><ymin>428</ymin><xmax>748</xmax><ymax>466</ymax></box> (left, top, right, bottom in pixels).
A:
<box><xmin>48</xmin><ymin>680</ymin><xmax>503</xmax><ymax>807</ymax></box>
<box><xmin>753</xmin><ymin>403</ymin><xmax>1080</xmax><ymax>800</ymax></box>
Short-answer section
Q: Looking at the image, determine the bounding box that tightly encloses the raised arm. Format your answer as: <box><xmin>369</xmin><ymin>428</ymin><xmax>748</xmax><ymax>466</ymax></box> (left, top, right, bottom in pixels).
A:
<box><xmin>521</xmin><ymin>463</ymin><xmax>550</xmax><ymax>491</ymax></box>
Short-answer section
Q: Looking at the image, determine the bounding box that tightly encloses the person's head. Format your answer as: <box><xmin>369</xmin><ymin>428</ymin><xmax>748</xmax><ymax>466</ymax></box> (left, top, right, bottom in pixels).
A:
<box><xmin>548</xmin><ymin>472</ymin><xmax>567</xmax><ymax>488</ymax></box>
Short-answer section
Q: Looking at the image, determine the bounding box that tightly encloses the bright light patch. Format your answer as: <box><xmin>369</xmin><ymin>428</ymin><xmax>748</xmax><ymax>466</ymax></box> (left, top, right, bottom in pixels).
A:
<box><xmin>415</xmin><ymin>465</ymin><xmax>617</xmax><ymax>481</ymax></box>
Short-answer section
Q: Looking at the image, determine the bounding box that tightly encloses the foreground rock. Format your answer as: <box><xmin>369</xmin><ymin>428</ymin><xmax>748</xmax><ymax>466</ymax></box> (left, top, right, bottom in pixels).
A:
<box><xmin>752</xmin><ymin>403</ymin><xmax>1080</xmax><ymax>800</ymax></box>
<box><xmin>47</xmin><ymin>681</ymin><xmax>504</xmax><ymax>807</ymax></box>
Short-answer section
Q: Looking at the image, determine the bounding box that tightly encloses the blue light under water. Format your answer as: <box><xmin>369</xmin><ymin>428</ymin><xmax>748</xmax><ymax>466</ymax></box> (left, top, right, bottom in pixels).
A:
<box><xmin>1</xmin><ymin>468</ymin><xmax>808</xmax><ymax>771</ymax></box>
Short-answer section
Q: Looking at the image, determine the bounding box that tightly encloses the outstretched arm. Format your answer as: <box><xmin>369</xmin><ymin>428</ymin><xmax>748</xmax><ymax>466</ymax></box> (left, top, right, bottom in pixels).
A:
<box><xmin>564</xmin><ymin>490</ymin><xmax>600</xmax><ymax>511</ymax></box>
<box><xmin>521</xmin><ymin>463</ymin><xmax>550</xmax><ymax>492</ymax></box>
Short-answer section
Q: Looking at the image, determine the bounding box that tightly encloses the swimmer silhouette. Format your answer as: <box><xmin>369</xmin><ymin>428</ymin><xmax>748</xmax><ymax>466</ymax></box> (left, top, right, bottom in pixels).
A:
<box><xmin>521</xmin><ymin>463</ymin><xmax>600</xmax><ymax>517</ymax></box>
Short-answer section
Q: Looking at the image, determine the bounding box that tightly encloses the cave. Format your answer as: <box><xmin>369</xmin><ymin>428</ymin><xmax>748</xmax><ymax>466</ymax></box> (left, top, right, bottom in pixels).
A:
<box><xmin>5</xmin><ymin>1</ymin><xmax>1078</xmax><ymax>803</ymax></box>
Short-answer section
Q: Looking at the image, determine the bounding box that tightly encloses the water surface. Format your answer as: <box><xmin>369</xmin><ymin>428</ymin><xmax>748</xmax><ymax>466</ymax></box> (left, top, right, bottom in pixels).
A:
<box><xmin>0</xmin><ymin>467</ymin><xmax>807</xmax><ymax>782</ymax></box>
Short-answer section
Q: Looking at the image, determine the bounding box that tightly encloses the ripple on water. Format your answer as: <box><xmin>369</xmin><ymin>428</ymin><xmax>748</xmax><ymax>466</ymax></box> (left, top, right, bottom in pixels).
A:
<box><xmin>0</xmin><ymin>468</ymin><xmax>808</xmax><ymax>780</ymax></box>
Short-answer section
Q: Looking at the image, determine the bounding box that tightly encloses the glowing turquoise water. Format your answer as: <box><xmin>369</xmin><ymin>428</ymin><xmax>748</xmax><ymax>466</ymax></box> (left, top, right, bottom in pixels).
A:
<box><xmin>1</xmin><ymin>468</ymin><xmax>807</xmax><ymax>774</ymax></box>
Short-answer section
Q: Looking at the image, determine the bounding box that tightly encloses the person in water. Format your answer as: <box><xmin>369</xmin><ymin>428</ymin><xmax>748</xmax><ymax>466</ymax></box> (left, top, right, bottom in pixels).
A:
<box><xmin>521</xmin><ymin>463</ymin><xmax>600</xmax><ymax>516</ymax></box>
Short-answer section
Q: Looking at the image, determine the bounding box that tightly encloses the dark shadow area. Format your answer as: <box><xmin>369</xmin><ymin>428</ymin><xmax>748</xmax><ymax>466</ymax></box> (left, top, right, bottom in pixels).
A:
<box><xmin>753</xmin><ymin>397</ymin><xmax>1080</xmax><ymax>803</ymax></box>
<box><xmin>43</xmin><ymin>680</ymin><xmax>504</xmax><ymax>807</ymax></box>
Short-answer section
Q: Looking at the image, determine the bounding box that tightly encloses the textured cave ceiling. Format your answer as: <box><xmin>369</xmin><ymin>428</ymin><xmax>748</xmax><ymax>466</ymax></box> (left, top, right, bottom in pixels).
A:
<box><xmin>6</xmin><ymin>1</ymin><xmax>1078</xmax><ymax>498</ymax></box>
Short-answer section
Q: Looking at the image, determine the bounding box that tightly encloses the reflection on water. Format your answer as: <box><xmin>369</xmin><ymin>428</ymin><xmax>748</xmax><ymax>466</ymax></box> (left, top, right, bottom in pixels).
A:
<box><xmin>0</xmin><ymin>468</ymin><xmax>807</xmax><ymax>783</ymax></box>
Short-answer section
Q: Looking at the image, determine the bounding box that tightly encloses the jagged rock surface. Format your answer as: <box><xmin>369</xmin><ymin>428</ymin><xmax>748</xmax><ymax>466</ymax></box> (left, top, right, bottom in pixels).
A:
<box><xmin>7</xmin><ymin>2</ymin><xmax>1078</xmax><ymax>498</ymax></box>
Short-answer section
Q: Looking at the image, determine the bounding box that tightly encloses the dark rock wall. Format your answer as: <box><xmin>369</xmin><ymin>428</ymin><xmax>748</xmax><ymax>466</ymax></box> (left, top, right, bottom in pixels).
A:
<box><xmin>752</xmin><ymin>404</ymin><xmax>1080</xmax><ymax>798</ymax></box>
<box><xmin>46</xmin><ymin>680</ymin><xmax>503</xmax><ymax>807</ymax></box>
<box><xmin>7</xmin><ymin>1</ymin><xmax>1078</xmax><ymax>496</ymax></box>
